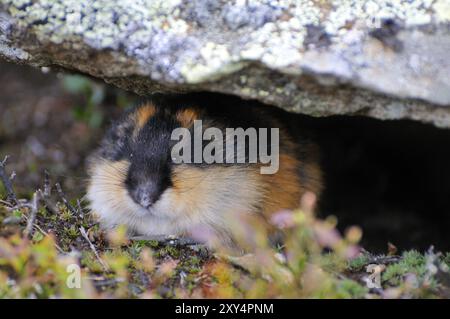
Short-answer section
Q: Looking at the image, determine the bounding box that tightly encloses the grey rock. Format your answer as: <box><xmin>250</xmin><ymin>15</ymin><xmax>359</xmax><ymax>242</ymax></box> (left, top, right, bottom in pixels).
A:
<box><xmin>1</xmin><ymin>0</ymin><xmax>450</xmax><ymax>127</ymax></box>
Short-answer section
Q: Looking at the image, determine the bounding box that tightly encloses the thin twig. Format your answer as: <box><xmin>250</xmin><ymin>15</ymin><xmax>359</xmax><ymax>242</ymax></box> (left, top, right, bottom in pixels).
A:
<box><xmin>0</xmin><ymin>199</ymin><xmax>13</xmax><ymax>207</ymax></box>
<box><xmin>0</xmin><ymin>155</ymin><xmax>18</xmax><ymax>205</ymax></box>
<box><xmin>43</xmin><ymin>170</ymin><xmax>51</xmax><ymax>197</ymax></box>
<box><xmin>24</xmin><ymin>191</ymin><xmax>40</xmax><ymax>238</ymax></box>
<box><xmin>55</xmin><ymin>182</ymin><xmax>77</xmax><ymax>215</ymax></box>
<box><xmin>79</xmin><ymin>226</ymin><xmax>109</xmax><ymax>272</ymax></box>
<box><xmin>87</xmin><ymin>276</ymin><xmax>125</xmax><ymax>288</ymax></box>
<box><xmin>76</xmin><ymin>199</ymin><xmax>84</xmax><ymax>219</ymax></box>
<box><xmin>38</xmin><ymin>173</ymin><xmax>60</xmax><ymax>214</ymax></box>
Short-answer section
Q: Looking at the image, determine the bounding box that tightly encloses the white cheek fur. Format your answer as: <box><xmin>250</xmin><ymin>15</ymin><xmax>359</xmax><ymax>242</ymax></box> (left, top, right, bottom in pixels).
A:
<box><xmin>86</xmin><ymin>160</ymin><xmax>208</xmax><ymax>237</ymax></box>
<box><xmin>86</xmin><ymin>160</ymin><xmax>263</xmax><ymax>246</ymax></box>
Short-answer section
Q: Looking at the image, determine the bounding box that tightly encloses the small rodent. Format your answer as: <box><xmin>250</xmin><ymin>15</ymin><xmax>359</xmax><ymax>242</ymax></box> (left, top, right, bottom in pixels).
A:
<box><xmin>87</xmin><ymin>93</ymin><xmax>322</xmax><ymax>251</ymax></box>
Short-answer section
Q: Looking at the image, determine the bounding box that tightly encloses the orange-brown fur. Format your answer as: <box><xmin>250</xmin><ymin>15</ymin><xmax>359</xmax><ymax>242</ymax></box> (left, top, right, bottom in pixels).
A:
<box><xmin>87</xmin><ymin>95</ymin><xmax>323</xmax><ymax>252</ymax></box>
<box><xmin>176</xmin><ymin>108</ymin><xmax>199</xmax><ymax>127</ymax></box>
<box><xmin>135</xmin><ymin>104</ymin><xmax>156</xmax><ymax>129</ymax></box>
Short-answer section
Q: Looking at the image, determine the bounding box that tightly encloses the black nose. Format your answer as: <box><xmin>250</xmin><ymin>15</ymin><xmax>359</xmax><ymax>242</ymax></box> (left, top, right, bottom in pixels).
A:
<box><xmin>130</xmin><ymin>182</ymin><xmax>162</xmax><ymax>209</ymax></box>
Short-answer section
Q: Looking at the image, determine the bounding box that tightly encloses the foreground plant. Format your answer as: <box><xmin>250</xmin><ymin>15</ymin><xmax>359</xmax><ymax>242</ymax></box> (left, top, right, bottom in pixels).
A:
<box><xmin>1</xmin><ymin>158</ymin><xmax>449</xmax><ymax>298</ymax></box>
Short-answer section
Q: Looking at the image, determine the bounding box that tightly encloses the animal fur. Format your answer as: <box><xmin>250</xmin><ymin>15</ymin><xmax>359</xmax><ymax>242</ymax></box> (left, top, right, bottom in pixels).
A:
<box><xmin>86</xmin><ymin>93</ymin><xmax>322</xmax><ymax>251</ymax></box>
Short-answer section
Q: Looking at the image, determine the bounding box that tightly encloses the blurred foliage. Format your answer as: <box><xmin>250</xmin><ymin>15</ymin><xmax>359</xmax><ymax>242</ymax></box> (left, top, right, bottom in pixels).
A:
<box><xmin>62</xmin><ymin>75</ymin><xmax>105</xmax><ymax>128</ymax></box>
<box><xmin>62</xmin><ymin>74</ymin><xmax>135</xmax><ymax>129</ymax></box>
<box><xmin>1</xmin><ymin>183</ymin><xmax>449</xmax><ymax>298</ymax></box>
<box><xmin>347</xmin><ymin>254</ymin><xmax>370</xmax><ymax>271</ymax></box>
<box><xmin>0</xmin><ymin>234</ymin><xmax>95</xmax><ymax>298</ymax></box>
<box><xmin>2</xmin><ymin>66</ymin><xmax>449</xmax><ymax>299</ymax></box>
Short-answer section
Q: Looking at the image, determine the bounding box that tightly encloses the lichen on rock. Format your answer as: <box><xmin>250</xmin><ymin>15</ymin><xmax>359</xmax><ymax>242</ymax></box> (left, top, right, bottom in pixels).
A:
<box><xmin>1</xmin><ymin>0</ymin><xmax>450</xmax><ymax>127</ymax></box>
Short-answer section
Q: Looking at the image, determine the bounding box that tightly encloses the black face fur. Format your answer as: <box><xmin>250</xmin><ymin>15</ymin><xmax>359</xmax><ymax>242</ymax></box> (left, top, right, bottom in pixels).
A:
<box><xmin>125</xmin><ymin>117</ymin><xmax>175</xmax><ymax>208</ymax></box>
<box><xmin>103</xmin><ymin>108</ymin><xmax>181</xmax><ymax>209</ymax></box>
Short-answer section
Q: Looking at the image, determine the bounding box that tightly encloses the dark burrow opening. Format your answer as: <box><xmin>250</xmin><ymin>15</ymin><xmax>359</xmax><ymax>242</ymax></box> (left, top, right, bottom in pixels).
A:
<box><xmin>312</xmin><ymin>116</ymin><xmax>450</xmax><ymax>253</ymax></box>
<box><xmin>152</xmin><ymin>92</ymin><xmax>450</xmax><ymax>253</ymax></box>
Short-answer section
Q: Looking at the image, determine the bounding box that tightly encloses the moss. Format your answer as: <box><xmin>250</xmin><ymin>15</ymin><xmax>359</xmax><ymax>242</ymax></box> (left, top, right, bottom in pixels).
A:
<box><xmin>1</xmin><ymin>151</ymin><xmax>449</xmax><ymax>298</ymax></box>
<box><xmin>64</xmin><ymin>225</ymin><xmax>79</xmax><ymax>239</ymax></box>
<box><xmin>135</xmin><ymin>239</ymin><xmax>159</xmax><ymax>249</ymax></box>
<box><xmin>402</xmin><ymin>250</ymin><xmax>426</xmax><ymax>267</ymax></box>
<box><xmin>347</xmin><ymin>254</ymin><xmax>370</xmax><ymax>271</ymax></box>
<box><xmin>37</xmin><ymin>207</ymin><xmax>48</xmax><ymax>218</ymax></box>
<box><xmin>382</xmin><ymin>250</ymin><xmax>427</xmax><ymax>286</ymax></box>
<box><xmin>31</xmin><ymin>231</ymin><xmax>44</xmax><ymax>243</ymax></box>
<box><xmin>320</xmin><ymin>252</ymin><xmax>347</xmax><ymax>272</ymax></box>
<box><xmin>178</xmin><ymin>255</ymin><xmax>202</xmax><ymax>276</ymax></box>
<box><xmin>156</xmin><ymin>245</ymin><xmax>181</xmax><ymax>259</ymax></box>
<box><xmin>59</xmin><ymin>206</ymin><xmax>73</xmax><ymax>222</ymax></box>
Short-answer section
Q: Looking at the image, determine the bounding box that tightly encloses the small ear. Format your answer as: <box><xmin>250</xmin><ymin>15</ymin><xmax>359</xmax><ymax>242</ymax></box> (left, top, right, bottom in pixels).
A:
<box><xmin>135</xmin><ymin>103</ymin><xmax>156</xmax><ymax>129</ymax></box>
<box><xmin>176</xmin><ymin>108</ymin><xmax>199</xmax><ymax>127</ymax></box>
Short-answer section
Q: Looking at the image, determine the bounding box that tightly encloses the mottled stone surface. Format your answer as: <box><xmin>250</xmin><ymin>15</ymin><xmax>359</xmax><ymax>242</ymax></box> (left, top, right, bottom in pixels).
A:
<box><xmin>1</xmin><ymin>0</ymin><xmax>450</xmax><ymax>127</ymax></box>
